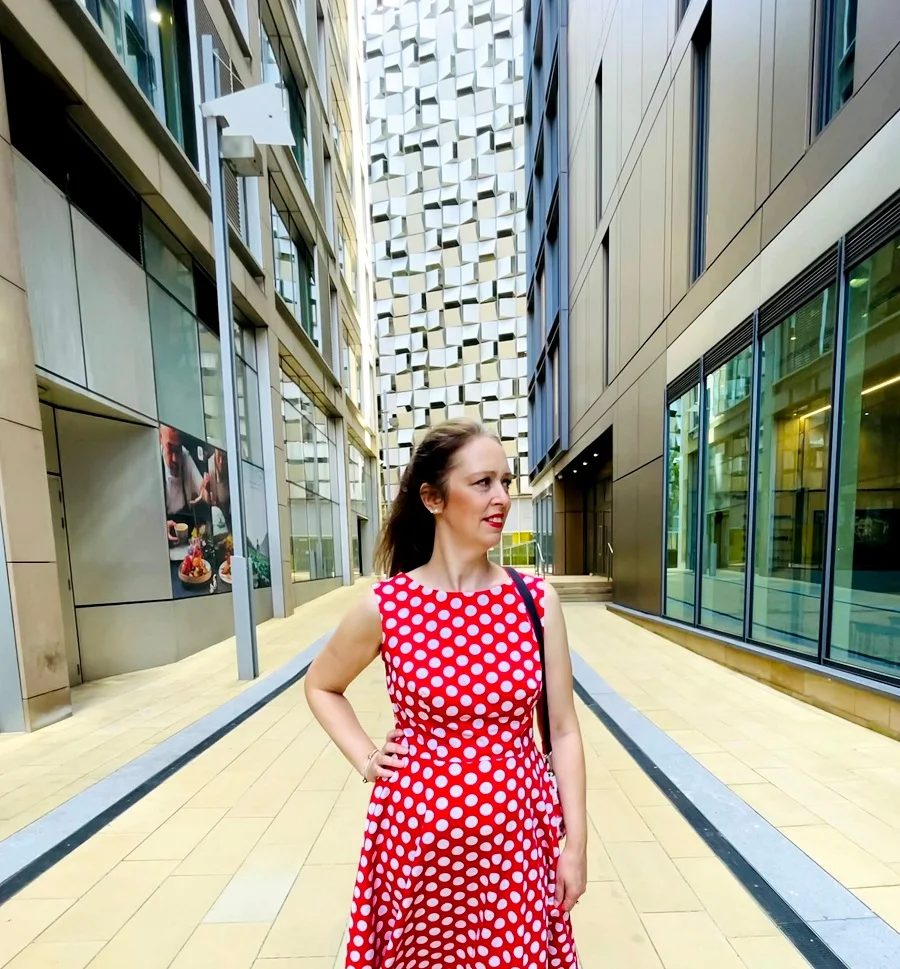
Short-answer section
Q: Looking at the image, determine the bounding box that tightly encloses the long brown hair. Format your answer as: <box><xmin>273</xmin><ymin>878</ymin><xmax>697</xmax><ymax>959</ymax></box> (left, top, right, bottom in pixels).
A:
<box><xmin>375</xmin><ymin>418</ymin><xmax>492</xmax><ymax>577</ymax></box>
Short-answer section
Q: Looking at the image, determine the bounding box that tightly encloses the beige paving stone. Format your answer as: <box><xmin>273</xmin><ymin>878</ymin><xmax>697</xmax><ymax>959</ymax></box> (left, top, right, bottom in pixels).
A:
<box><xmin>570</xmin><ymin>881</ymin><xmax>663</xmax><ymax>969</ymax></box>
<box><xmin>305</xmin><ymin>806</ymin><xmax>367</xmax><ymax>866</ymax></box>
<box><xmin>854</xmin><ymin>885</ymin><xmax>900</xmax><ymax>933</ymax></box>
<box><xmin>17</xmin><ymin>832</ymin><xmax>145</xmax><ymax>899</ymax></box>
<box><xmin>663</xmin><ymin>730</ymin><xmax>723</xmax><ymax>755</ymax></box>
<box><xmin>717</xmin><ymin>740</ymin><xmax>790</xmax><ymax>770</ymax></box>
<box><xmin>674</xmin><ymin>856</ymin><xmax>777</xmax><ymax>938</ymax></box>
<box><xmin>204</xmin><ymin>841</ymin><xmax>315</xmax><ymax>924</ymax></box>
<box><xmin>258</xmin><ymin>789</ymin><xmax>340</xmax><ymax>847</ymax></box>
<box><xmin>610</xmin><ymin>769</ymin><xmax>669</xmax><ymax>807</ymax></box>
<box><xmin>809</xmin><ymin>798</ymin><xmax>900</xmax><ymax>863</ymax></box>
<box><xmin>297</xmin><ymin>744</ymin><xmax>355</xmax><ymax>792</ymax></box>
<box><xmin>781</xmin><ymin>824</ymin><xmax>900</xmax><ymax>888</ymax></box>
<box><xmin>38</xmin><ymin>860</ymin><xmax>178</xmax><ymax>943</ymax></box>
<box><xmin>584</xmin><ymin>817</ymin><xmax>617</xmax><ymax>882</ymax></box>
<box><xmin>587</xmin><ymin>789</ymin><xmax>655</xmax><ymax>843</ymax></box>
<box><xmin>259</xmin><ymin>865</ymin><xmax>356</xmax><ymax>959</ymax></box>
<box><xmin>641</xmin><ymin>911</ymin><xmax>745</xmax><ymax>969</ymax></box>
<box><xmin>693</xmin><ymin>751</ymin><xmax>763</xmax><ymax>786</ymax></box>
<box><xmin>728</xmin><ymin>783</ymin><xmax>822</xmax><ymax>827</ymax></box>
<box><xmin>635</xmin><ymin>805</ymin><xmax>708</xmax><ymax>859</ymax></box>
<box><xmin>1</xmin><ymin>940</ymin><xmax>105</xmax><ymax>969</ymax></box>
<box><xmin>606</xmin><ymin>842</ymin><xmax>702</xmax><ymax>914</ymax></box>
<box><xmin>169</xmin><ymin>923</ymin><xmax>269</xmax><ymax>968</ymax></box>
<box><xmin>127</xmin><ymin>807</ymin><xmax>227</xmax><ymax>861</ymax></box>
<box><xmin>81</xmin><ymin>874</ymin><xmax>228</xmax><ymax>969</ymax></box>
<box><xmin>0</xmin><ymin>899</ymin><xmax>76</xmax><ymax>966</ymax></box>
<box><xmin>176</xmin><ymin>817</ymin><xmax>272</xmax><ymax>876</ymax></box>
<box><xmin>729</xmin><ymin>935</ymin><xmax>814</xmax><ymax>969</ymax></box>
<box><xmin>252</xmin><ymin>961</ymin><xmax>334</xmax><ymax>968</ymax></box>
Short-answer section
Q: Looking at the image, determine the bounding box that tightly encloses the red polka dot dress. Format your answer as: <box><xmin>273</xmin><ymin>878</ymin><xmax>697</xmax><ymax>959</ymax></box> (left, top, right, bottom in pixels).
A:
<box><xmin>345</xmin><ymin>571</ymin><xmax>579</xmax><ymax>969</ymax></box>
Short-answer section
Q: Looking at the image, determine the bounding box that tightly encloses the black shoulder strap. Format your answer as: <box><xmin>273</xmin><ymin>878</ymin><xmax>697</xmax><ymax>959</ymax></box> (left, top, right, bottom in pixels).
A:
<box><xmin>504</xmin><ymin>567</ymin><xmax>551</xmax><ymax>757</ymax></box>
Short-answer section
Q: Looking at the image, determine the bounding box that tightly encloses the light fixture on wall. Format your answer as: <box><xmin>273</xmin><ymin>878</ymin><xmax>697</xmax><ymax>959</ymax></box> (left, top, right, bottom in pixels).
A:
<box><xmin>149</xmin><ymin>7</ymin><xmax>162</xmax><ymax>23</ymax></box>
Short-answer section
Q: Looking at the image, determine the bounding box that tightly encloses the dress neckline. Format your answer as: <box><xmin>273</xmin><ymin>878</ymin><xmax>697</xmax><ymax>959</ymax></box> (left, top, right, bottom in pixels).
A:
<box><xmin>397</xmin><ymin>571</ymin><xmax>520</xmax><ymax>597</ymax></box>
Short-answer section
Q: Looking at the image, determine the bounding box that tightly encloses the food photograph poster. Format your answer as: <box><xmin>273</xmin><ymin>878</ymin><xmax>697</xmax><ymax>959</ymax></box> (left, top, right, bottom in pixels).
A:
<box><xmin>159</xmin><ymin>424</ymin><xmax>271</xmax><ymax>597</ymax></box>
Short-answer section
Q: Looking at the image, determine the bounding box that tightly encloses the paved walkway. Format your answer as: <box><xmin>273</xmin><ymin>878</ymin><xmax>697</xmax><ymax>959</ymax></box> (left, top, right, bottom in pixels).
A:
<box><xmin>568</xmin><ymin>606</ymin><xmax>900</xmax><ymax>935</ymax></box>
<box><xmin>0</xmin><ymin>582</ymin><xmax>371</xmax><ymax>843</ymax></box>
<box><xmin>2</xmin><ymin>586</ymin><xmax>900</xmax><ymax>967</ymax></box>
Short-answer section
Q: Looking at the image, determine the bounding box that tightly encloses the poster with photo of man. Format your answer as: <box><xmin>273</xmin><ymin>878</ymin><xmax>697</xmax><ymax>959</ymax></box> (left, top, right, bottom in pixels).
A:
<box><xmin>160</xmin><ymin>424</ymin><xmax>270</xmax><ymax>597</ymax></box>
<box><xmin>160</xmin><ymin>424</ymin><xmax>232</xmax><ymax>598</ymax></box>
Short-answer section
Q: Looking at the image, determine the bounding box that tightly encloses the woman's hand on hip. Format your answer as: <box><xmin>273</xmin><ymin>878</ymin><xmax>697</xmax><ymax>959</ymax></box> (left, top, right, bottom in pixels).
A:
<box><xmin>555</xmin><ymin>844</ymin><xmax>587</xmax><ymax>913</ymax></box>
<box><xmin>364</xmin><ymin>728</ymin><xmax>409</xmax><ymax>782</ymax></box>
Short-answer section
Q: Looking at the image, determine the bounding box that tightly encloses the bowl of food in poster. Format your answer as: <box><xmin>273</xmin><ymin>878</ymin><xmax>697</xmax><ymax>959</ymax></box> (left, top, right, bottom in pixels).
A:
<box><xmin>179</xmin><ymin>549</ymin><xmax>212</xmax><ymax>586</ymax></box>
<box><xmin>219</xmin><ymin>554</ymin><xmax>232</xmax><ymax>586</ymax></box>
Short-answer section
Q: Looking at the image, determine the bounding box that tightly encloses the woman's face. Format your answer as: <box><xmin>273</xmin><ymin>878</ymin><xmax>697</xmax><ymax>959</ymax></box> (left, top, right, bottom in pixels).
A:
<box><xmin>426</xmin><ymin>435</ymin><xmax>512</xmax><ymax>551</ymax></box>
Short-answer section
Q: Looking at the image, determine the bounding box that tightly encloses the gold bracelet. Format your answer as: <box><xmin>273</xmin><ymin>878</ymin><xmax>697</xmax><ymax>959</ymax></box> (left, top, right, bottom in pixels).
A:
<box><xmin>361</xmin><ymin>748</ymin><xmax>379</xmax><ymax>784</ymax></box>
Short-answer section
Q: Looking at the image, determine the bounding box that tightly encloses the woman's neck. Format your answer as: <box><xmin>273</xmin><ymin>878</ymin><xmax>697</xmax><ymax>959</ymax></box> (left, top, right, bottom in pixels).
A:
<box><xmin>414</xmin><ymin>533</ymin><xmax>504</xmax><ymax>594</ymax></box>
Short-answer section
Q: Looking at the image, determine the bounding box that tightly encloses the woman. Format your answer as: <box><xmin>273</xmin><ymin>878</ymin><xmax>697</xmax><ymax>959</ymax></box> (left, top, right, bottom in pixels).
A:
<box><xmin>305</xmin><ymin>419</ymin><xmax>587</xmax><ymax>969</ymax></box>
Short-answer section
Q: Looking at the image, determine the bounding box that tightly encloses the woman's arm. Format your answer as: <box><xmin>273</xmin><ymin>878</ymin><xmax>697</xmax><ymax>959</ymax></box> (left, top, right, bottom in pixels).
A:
<box><xmin>542</xmin><ymin>581</ymin><xmax>588</xmax><ymax>912</ymax></box>
<box><xmin>305</xmin><ymin>590</ymin><xmax>408</xmax><ymax>782</ymax></box>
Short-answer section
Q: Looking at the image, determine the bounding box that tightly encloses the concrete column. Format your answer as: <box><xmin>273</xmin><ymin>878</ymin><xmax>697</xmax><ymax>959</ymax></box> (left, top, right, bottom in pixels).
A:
<box><xmin>0</xmin><ymin>44</ymin><xmax>71</xmax><ymax>731</ymax></box>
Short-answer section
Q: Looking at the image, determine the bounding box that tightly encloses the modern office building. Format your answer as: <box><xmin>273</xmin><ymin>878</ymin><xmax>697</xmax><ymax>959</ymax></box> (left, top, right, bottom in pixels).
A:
<box><xmin>0</xmin><ymin>0</ymin><xmax>377</xmax><ymax>732</ymax></box>
<box><xmin>527</xmin><ymin>0</ymin><xmax>900</xmax><ymax>699</ymax></box>
<box><xmin>364</xmin><ymin>0</ymin><xmax>533</xmax><ymax>546</ymax></box>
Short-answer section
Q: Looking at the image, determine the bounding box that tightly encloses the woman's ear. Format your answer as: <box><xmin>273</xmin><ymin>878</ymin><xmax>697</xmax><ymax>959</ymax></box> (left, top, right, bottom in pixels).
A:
<box><xmin>419</xmin><ymin>482</ymin><xmax>443</xmax><ymax>516</ymax></box>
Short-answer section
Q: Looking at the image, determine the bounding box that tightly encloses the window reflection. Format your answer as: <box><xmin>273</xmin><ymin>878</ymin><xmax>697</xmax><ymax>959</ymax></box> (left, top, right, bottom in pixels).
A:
<box><xmin>753</xmin><ymin>288</ymin><xmax>836</xmax><ymax>652</ymax></box>
<box><xmin>831</xmin><ymin>237</ymin><xmax>900</xmax><ymax>673</ymax></box>
<box><xmin>665</xmin><ymin>385</ymin><xmax>700</xmax><ymax>622</ymax></box>
<box><xmin>701</xmin><ymin>347</ymin><xmax>753</xmax><ymax>635</ymax></box>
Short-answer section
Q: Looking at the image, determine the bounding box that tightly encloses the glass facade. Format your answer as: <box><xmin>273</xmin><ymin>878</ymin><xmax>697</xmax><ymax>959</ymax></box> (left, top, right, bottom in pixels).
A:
<box><xmin>281</xmin><ymin>366</ymin><xmax>341</xmax><ymax>583</ymax></box>
<box><xmin>664</xmin><ymin>221</ymin><xmax>900</xmax><ymax>682</ymax></box>
<box><xmin>534</xmin><ymin>489</ymin><xmax>554</xmax><ymax>574</ymax></box>
<box><xmin>700</xmin><ymin>347</ymin><xmax>753</xmax><ymax>635</ymax></box>
<box><xmin>271</xmin><ymin>196</ymin><xmax>320</xmax><ymax>348</ymax></box>
<box><xmin>831</xmin><ymin>240</ymin><xmax>900</xmax><ymax>673</ymax></box>
<box><xmin>753</xmin><ymin>288</ymin><xmax>835</xmax><ymax>653</ymax></box>
<box><xmin>665</xmin><ymin>385</ymin><xmax>700</xmax><ymax>622</ymax></box>
<box><xmin>81</xmin><ymin>0</ymin><xmax>197</xmax><ymax>164</ymax></box>
<box><xmin>261</xmin><ymin>9</ymin><xmax>311</xmax><ymax>186</ymax></box>
<box><xmin>817</xmin><ymin>0</ymin><xmax>858</xmax><ymax>133</ymax></box>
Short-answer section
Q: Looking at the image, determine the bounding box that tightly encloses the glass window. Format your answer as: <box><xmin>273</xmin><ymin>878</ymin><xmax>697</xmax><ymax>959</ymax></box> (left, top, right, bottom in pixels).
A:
<box><xmin>831</xmin><ymin>236</ymin><xmax>900</xmax><ymax>674</ymax></box>
<box><xmin>148</xmin><ymin>279</ymin><xmax>205</xmax><ymax>440</ymax></box>
<box><xmin>143</xmin><ymin>213</ymin><xmax>195</xmax><ymax>312</ymax></box>
<box><xmin>665</xmin><ymin>384</ymin><xmax>701</xmax><ymax>622</ymax></box>
<box><xmin>816</xmin><ymin>0</ymin><xmax>858</xmax><ymax>133</ymax></box>
<box><xmin>753</xmin><ymin>287</ymin><xmax>836</xmax><ymax>653</ymax></box>
<box><xmin>283</xmin><ymin>399</ymin><xmax>307</xmax><ymax>486</ymax></box>
<box><xmin>298</xmin><ymin>244</ymin><xmax>320</xmax><ymax>346</ymax></box>
<box><xmin>151</xmin><ymin>0</ymin><xmax>198</xmax><ymax>164</ymax></box>
<box><xmin>320</xmin><ymin>498</ymin><xmax>336</xmax><ymax>578</ymax></box>
<box><xmin>272</xmin><ymin>206</ymin><xmax>299</xmax><ymax>312</ymax></box>
<box><xmin>701</xmin><ymin>346</ymin><xmax>753</xmax><ymax>635</ymax></box>
<box><xmin>691</xmin><ymin>11</ymin><xmax>711</xmax><ymax>281</ymax></box>
<box><xmin>237</xmin><ymin>358</ymin><xmax>263</xmax><ymax>466</ymax></box>
<box><xmin>199</xmin><ymin>324</ymin><xmax>226</xmax><ymax>448</ymax></box>
<box><xmin>289</xmin><ymin>485</ymin><xmax>311</xmax><ymax>582</ymax></box>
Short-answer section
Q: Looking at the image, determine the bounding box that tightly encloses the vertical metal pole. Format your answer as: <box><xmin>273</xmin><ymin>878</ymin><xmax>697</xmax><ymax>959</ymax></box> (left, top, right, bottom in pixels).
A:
<box><xmin>202</xmin><ymin>35</ymin><xmax>258</xmax><ymax>680</ymax></box>
<box><xmin>818</xmin><ymin>239</ymin><xmax>848</xmax><ymax>666</ymax></box>
<box><xmin>743</xmin><ymin>312</ymin><xmax>762</xmax><ymax>642</ymax></box>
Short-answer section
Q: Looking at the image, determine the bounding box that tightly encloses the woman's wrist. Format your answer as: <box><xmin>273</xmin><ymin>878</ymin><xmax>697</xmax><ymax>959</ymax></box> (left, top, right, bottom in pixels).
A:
<box><xmin>361</xmin><ymin>748</ymin><xmax>380</xmax><ymax>782</ymax></box>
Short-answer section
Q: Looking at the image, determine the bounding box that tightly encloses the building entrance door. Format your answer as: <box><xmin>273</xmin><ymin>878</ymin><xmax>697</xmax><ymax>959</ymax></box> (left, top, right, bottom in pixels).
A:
<box><xmin>47</xmin><ymin>475</ymin><xmax>81</xmax><ymax>685</ymax></box>
<box><xmin>585</xmin><ymin>477</ymin><xmax>613</xmax><ymax>577</ymax></box>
